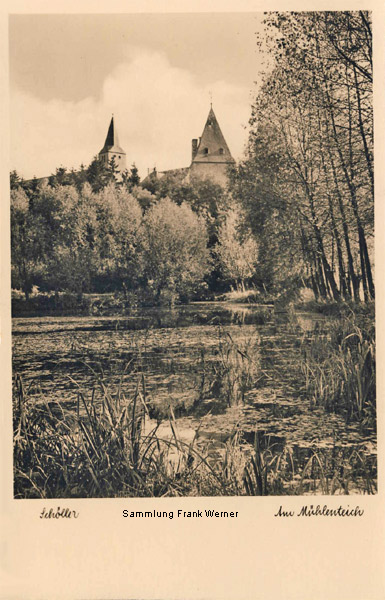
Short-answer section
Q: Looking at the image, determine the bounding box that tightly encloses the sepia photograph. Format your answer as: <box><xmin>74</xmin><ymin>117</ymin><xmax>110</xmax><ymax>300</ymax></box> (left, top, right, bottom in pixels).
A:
<box><xmin>9</xmin><ymin>10</ymin><xmax>376</xmax><ymax>501</ymax></box>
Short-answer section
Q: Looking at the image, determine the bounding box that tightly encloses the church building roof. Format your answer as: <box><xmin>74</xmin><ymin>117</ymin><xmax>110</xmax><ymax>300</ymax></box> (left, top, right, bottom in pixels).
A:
<box><xmin>99</xmin><ymin>116</ymin><xmax>126</xmax><ymax>155</ymax></box>
<box><xmin>192</xmin><ymin>107</ymin><xmax>234</xmax><ymax>164</ymax></box>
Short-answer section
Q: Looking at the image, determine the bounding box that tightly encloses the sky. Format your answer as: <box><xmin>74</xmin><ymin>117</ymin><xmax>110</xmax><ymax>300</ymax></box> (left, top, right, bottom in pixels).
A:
<box><xmin>9</xmin><ymin>13</ymin><xmax>265</xmax><ymax>179</ymax></box>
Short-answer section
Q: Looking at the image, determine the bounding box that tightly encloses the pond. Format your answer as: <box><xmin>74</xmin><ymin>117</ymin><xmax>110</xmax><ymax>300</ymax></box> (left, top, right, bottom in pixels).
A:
<box><xmin>12</xmin><ymin>302</ymin><xmax>376</xmax><ymax>492</ymax></box>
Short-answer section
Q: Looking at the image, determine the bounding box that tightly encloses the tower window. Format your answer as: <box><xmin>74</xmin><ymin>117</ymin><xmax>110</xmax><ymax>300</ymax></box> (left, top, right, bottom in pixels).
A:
<box><xmin>203</xmin><ymin>148</ymin><xmax>209</xmax><ymax>155</ymax></box>
<box><xmin>219</xmin><ymin>148</ymin><xmax>224</xmax><ymax>155</ymax></box>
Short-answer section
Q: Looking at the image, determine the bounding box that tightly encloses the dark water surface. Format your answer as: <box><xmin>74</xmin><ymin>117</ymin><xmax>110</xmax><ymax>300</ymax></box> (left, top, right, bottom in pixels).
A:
<box><xmin>12</xmin><ymin>302</ymin><xmax>376</xmax><ymax>472</ymax></box>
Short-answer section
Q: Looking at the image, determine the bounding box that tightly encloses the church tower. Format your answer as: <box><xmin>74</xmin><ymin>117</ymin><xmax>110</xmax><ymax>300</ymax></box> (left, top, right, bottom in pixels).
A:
<box><xmin>189</xmin><ymin>106</ymin><xmax>235</xmax><ymax>186</ymax></box>
<box><xmin>99</xmin><ymin>116</ymin><xmax>126</xmax><ymax>173</ymax></box>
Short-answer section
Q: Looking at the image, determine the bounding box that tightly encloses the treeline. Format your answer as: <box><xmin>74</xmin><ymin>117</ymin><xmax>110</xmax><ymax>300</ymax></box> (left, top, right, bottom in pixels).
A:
<box><xmin>231</xmin><ymin>11</ymin><xmax>374</xmax><ymax>302</ymax></box>
<box><xmin>11</xmin><ymin>157</ymin><xmax>259</xmax><ymax>304</ymax></box>
<box><xmin>11</xmin><ymin>156</ymin><xmax>141</xmax><ymax>195</ymax></box>
<box><xmin>11</xmin><ymin>182</ymin><xmax>210</xmax><ymax>304</ymax></box>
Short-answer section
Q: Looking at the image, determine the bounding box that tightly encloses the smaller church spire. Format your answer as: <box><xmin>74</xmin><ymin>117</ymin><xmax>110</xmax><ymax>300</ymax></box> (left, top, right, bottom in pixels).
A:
<box><xmin>99</xmin><ymin>115</ymin><xmax>127</xmax><ymax>174</ymax></box>
<box><xmin>100</xmin><ymin>115</ymin><xmax>125</xmax><ymax>154</ymax></box>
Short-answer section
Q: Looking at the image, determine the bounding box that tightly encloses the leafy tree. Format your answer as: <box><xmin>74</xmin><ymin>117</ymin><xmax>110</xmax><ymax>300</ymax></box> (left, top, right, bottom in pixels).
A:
<box><xmin>26</xmin><ymin>182</ymin><xmax>99</xmax><ymax>295</ymax></box>
<box><xmin>138</xmin><ymin>197</ymin><xmax>211</xmax><ymax>302</ymax></box>
<box><xmin>231</xmin><ymin>11</ymin><xmax>373</xmax><ymax>301</ymax></box>
<box><xmin>141</xmin><ymin>168</ymin><xmax>159</xmax><ymax>195</ymax></box>
<box><xmin>86</xmin><ymin>156</ymin><xmax>110</xmax><ymax>192</ymax></box>
<box><xmin>215</xmin><ymin>207</ymin><xmax>259</xmax><ymax>290</ymax></box>
<box><xmin>132</xmin><ymin>186</ymin><xmax>157</xmax><ymax>213</ymax></box>
<box><xmin>92</xmin><ymin>183</ymin><xmax>142</xmax><ymax>291</ymax></box>
<box><xmin>106</xmin><ymin>155</ymin><xmax>120</xmax><ymax>184</ymax></box>
<box><xmin>10</xmin><ymin>180</ymin><xmax>214</xmax><ymax>302</ymax></box>
<box><xmin>122</xmin><ymin>163</ymin><xmax>140</xmax><ymax>191</ymax></box>
<box><xmin>48</xmin><ymin>167</ymin><xmax>74</xmax><ymax>187</ymax></box>
<box><xmin>145</xmin><ymin>171</ymin><xmax>230</xmax><ymax>246</ymax></box>
<box><xmin>10</xmin><ymin>170</ymin><xmax>25</xmax><ymax>190</ymax></box>
<box><xmin>73</xmin><ymin>163</ymin><xmax>89</xmax><ymax>191</ymax></box>
<box><xmin>10</xmin><ymin>188</ymin><xmax>45</xmax><ymax>299</ymax></box>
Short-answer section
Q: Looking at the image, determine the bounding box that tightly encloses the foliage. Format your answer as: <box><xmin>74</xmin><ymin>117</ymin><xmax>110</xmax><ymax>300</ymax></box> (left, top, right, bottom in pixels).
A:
<box><xmin>10</xmin><ymin>170</ymin><xmax>26</xmax><ymax>190</ymax></box>
<box><xmin>230</xmin><ymin>11</ymin><xmax>374</xmax><ymax>301</ymax></box>
<box><xmin>86</xmin><ymin>156</ymin><xmax>116</xmax><ymax>192</ymax></box>
<box><xmin>13</xmin><ymin>369</ymin><xmax>243</xmax><ymax>498</ymax></box>
<box><xmin>11</xmin><ymin>180</ymin><xmax>212</xmax><ymax>304</ymax></box>
<box><xmin>215</xmin><ymin>207</ymin><xmax>259</xmax><ymax>289</ymax></box>
<box><xmin>10</xmin><ymin>188</ymin><xmax>45</xmax><ymax>299</ymax></box>
<box><xmin>143</xmin><ymin>171</ymin><xmax>230</xmax><ymax>244</ymax></box>
<box><xmin>212</xmin><ymin>328</ymin><xmax>261</xmax><ymax>405</ymax></box>
<box><xmin>300</xmin><ymin>309</ymin><xmax>376</xmax><ymax>428</ymax></box>
<box><xmin>138</xmin><ymin>197</ymin><xmax>211</xmax><ymax>303</ymax></box>
<box><xmin>122</xmin><ymin>163</ymin><xmax>140</xmax><ymax>190</ymax></box>
<box><xmin>131</xmin><ymin>186</ymin><xmax>157</xmax><ymax>213</ymax></box>
<box><xmin>91</xmin><ymin>183</ymin><xmax>142</xmax><ymax>292</ymax></box>
<box><xmin>29</xmin><ymin>182</ymin><xmax>99</xmax><ymax>294</ymax></box>
<box><xmin>243</xmin><ymin>434</ymin><xmax>376</xmax><ymax>496</ymax></box>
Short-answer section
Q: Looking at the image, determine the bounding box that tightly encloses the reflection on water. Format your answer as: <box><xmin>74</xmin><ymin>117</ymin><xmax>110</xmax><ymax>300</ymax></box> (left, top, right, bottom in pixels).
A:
<box><xmin>12</xmin><ymin>302</ymin><xmax>375</xmax><ymax>468</ymax></box>
<box><xmin>12</xmin><ymin>301</ymin><xmax>274</xmax><ymax>333</ymax></box>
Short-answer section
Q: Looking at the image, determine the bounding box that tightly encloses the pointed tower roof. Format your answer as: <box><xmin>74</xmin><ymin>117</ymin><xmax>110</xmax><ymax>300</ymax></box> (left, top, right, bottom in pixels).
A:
<box><xmin>192</xmin><ymin>107</ymin><xmax>234</xmax><ymax>164</ymax></box>
<box><xmin>99</xmin><ymin>116</ymin><xmax>126</xmax><ymax>155</ymax></box>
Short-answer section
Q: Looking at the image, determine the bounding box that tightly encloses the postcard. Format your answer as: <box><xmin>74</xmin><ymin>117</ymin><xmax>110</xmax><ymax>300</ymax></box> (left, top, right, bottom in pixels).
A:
<box><xmin>1</xmin><ymin>1</ymin><xmax>384</xmax><ymax>599</ymax></box>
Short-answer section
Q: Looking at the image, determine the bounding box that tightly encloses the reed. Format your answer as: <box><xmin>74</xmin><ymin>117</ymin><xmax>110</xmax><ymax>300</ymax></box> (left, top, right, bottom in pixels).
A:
<box><xmin>210</xmin><ymin>327</ymin><xmax>261</xmax><ymax>406</ymax></box>
<box><xmin>300</xmin><ymin>312</ymin><xmax>376</xmax><ymax>428</ymax></box>
<box><xmin>243</xmin><ymin>433</ymin><xmax>376</xmax><ymax>496</ymax></box>
<box><xmin>13</xmin><ymin>370</ymin><xmax>235</xmax><ymax>498</ymax></box>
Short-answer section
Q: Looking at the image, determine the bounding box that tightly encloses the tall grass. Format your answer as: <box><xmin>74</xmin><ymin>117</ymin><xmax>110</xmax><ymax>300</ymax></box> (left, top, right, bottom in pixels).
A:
<box><xmin>210</xmin><ymin>328</ymin><xmax>261</xmax><ymax>406</ymax></box>
<box><xmin>299</xmin><ymin>311</ymin><xmax>376</xmax><ymax>429</ymax></box>
<box><xmin>243</xmin><ymin>433</ymin><xmax>376</xmax><ymax>496</ymax></box>
<box><xmin>13</xmin><ymin>371</ymin><xmax>237</xmax><ymax>498</ymax></box>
